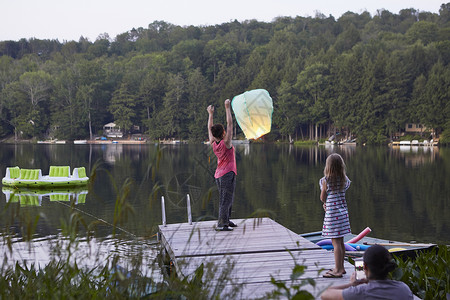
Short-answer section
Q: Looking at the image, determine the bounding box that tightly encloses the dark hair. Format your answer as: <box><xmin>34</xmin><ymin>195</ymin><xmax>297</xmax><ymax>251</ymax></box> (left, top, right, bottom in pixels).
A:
<box><xmin>363</xmin><ymin>245</ymin><xmax>397</xmax><ymax>280</ymax></box>
<box><xmin>211</xmin><ymin>124</ymin><xmax>225</xmax><ymax>139</ymax></box>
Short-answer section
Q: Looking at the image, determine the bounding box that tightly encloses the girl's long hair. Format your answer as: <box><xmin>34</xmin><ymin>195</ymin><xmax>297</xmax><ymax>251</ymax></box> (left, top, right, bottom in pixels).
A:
<box><xmin>324</xmin><ymin>153</ymin><xmax>346</xmax><ymax>191</ymax></box>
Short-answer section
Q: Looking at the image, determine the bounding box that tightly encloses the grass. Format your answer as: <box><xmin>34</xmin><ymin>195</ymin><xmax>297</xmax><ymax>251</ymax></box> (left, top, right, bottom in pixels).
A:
<box><xmin>265</xmin><ymin>250</ymin><xmax>325</xmax><ymax>300</ymax></box>
<box><xmin>0</xmin><ymin>147</ymin><xmax>245</xmax><ymax>299</ymax></box>
<box><xmin>391</xmin><ymin>246</ymin><xmax>450</xmax><ymax>300</ymax></box>
<box><xmin>398</xmin><ymin>134</ymin><xmax>428</xmax><ymax>142</ymax></box>
<box><xmin>293</xmin><ymin>140</ymin><xmax>317</xmax><ymax>146</ymax></box>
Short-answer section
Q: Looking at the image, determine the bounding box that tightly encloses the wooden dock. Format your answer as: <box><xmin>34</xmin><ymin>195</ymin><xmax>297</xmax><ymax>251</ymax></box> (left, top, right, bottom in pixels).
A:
<box><xmin>158</xmin><ymin>217</ymin><xmax>353</xmax><ymax>299</ymax></box>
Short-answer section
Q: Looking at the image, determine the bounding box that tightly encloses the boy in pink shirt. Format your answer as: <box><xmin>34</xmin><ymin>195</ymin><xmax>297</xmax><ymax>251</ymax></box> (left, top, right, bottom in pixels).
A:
<box><xmin>207</xmin><ymin>99</ymin><xmax>237</xmax><ymax>231</ymax></box>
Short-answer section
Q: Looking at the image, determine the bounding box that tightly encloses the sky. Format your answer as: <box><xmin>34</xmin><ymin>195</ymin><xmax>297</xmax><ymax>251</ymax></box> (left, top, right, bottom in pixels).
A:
<box><xmin>1</xmin><ymin>0</ymin><xmax>445</xmax><ymax>42</ymax></box>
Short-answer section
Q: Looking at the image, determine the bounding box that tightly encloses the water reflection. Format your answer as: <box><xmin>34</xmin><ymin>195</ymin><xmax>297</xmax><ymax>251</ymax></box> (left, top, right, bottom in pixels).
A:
<box><xmin>0</xmin><ymin>144</ymin><xmax>448</xmax><ymax>245</ymax></box>
<box><xmin>0</xmin><ymin>235</ymin><xmax>161</xmax><ymax>280</ymax></box>
<box><xmin>389</xmin><ymin>145</ymin><xmax>439</xmax><ymax>167</ymax></box>
<box><xmin>103</xmin><ymin>144</ymin><xmax>123</xmax><ymax>164</ymax></box>
<box><xmin>2</xmin><ymin>187</ymin><xmax>88</xmax><ymax>206</ymax></box>
<box><xmin>234</xmin><ymin>143</ymin><xmax>250</xmax><ymax>156</ymax></box>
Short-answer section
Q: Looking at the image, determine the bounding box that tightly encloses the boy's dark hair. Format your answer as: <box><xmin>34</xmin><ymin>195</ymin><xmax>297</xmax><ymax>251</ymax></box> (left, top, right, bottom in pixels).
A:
<box><xmin>363</xmin><ymin>245</ymin><xmax>397</xmax><ymax>280</ymax></box>
<box><xmin>211</xmin><ymin>124</ymin><xmax>225</xmax><ymax>139</ymax></box>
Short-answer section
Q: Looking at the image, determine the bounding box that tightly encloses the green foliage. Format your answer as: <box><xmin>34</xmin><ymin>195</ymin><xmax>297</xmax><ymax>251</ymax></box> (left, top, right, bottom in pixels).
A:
<box><xmin>265</xmin><ymin>256</ymin><xmax>318</xmax><ymax>300</ymax></box>
<box><xmin>109</xmin><ymin>83</ymin><xmax>137</xmax><ymax>133</ymax></box>
<box><xmin>391</xmin><ymin>246</ymin><xmax>450</xmax><ymax>300</ymax></box>
<box><xmin>440</xmin><ymin>126</ymin><xmax>450</xmax><ymax>145</ymax></box>
<box><xmin>399</xmin><ymin>134</ymin><xmax>423</xmax><ymax>141</ymax></box>
<box><xmin>0</xmin><ymin>6</ymin><xmax>449</xmax><ymax>142</ymax></box>
<box><xmin>294</xmin><ymin>140</ymin><xmax>317</xmax><ymax>145</ymax></box>
<box><xmin>0</xmin><ymin>257</ymin><xmax>160</xmax><ymax>299</ymax></box>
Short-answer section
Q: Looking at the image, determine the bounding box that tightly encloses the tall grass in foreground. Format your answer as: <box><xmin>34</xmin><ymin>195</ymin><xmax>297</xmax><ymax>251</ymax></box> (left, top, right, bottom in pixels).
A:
<box><xmin>0</xmin><ymin>147</ymin><xmax>249</xmax><ymax>299</ymax></box>
<box><xmin>265</xmin><ymin>258</ymin><xmax>324</xmax><ymax>300</ymax></box>
<box><xmin>392</xmin><ymin>245</ymin><xmax>450</xmax><ymax>300</ymax></box>
<box><xmin>0</xmin><ymin>157</ymin><xmax>163</xmax><ymax>298</ymax></box>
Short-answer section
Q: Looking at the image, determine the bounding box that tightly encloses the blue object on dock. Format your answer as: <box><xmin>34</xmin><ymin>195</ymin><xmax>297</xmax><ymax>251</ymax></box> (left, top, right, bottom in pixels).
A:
<box><xmin>319</xmin><ymin>243</ymin><xmax>370</xmax><ymax>251</ymax></box>
<box><xmin>347</xmin><ymin>243</ymin><xmax>371</xmax><ymax>251</ymax></box>
<box><xmin>320</xmin><ymin>244</ymin><xmax>357</xmax><ymax>251</ymax></box>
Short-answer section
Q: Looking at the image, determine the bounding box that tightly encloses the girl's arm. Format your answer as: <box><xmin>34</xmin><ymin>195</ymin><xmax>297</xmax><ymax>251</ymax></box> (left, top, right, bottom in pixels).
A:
<box><xmin>320</xmin><ymin>178</ymin><xmax>327</xmax><ymax>211</ymax></box>
<box><xmin>320</xmin><ymin>178</ymin><xmax>327</xmax><ymax>202</ymax></box>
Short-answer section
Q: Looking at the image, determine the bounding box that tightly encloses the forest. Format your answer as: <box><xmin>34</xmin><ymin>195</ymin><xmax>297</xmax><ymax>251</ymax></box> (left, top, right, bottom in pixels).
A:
<box><xmin>0</xmin><ymin>3</ymin><xmax>449</xmax><ymax>144</ymax></box>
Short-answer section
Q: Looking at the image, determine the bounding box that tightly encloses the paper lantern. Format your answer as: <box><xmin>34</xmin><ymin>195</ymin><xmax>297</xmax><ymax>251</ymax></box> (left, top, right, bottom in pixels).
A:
<box><xmin>231</xmin><ymin>89</ymin><xmax>273</xmax><ymax>139</ymax></box>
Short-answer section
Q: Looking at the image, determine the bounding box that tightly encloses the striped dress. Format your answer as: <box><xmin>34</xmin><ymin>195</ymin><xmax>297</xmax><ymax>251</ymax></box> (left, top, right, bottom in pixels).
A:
<box><xmin>320</xmin><ymin>176</ymin><xmax>351</xmax><ymax>238</ymax></box>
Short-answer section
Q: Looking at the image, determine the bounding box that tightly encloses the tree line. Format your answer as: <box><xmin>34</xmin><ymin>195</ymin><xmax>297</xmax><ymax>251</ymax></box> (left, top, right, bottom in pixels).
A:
<box><xmin>0</xmin><ymin>4</ymin><xmax>449</xmax><ymax>144</ymax></box>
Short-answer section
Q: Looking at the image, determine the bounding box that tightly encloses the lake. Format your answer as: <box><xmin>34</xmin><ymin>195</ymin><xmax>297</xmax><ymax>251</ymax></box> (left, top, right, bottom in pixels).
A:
<box><xmin>0</xmin><ymin>143</ymin><xmax>449</xmax><ymax>246</ymax></box>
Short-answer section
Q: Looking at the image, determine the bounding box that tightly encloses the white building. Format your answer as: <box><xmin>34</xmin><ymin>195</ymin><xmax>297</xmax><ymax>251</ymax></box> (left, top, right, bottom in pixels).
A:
<box><xmin>103</xmin><ymin>122</ymin><xmax>123</xmax><ymax>138</ymax></box>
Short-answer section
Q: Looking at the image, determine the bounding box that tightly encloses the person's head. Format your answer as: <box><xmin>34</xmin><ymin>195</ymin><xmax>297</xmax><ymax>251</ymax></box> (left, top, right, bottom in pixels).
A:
<box><xmin>211</xmin><ymin>124</ymin><xmax>225</xmax><ymax>140</ymax></box>
<box><xmin>324</xmin><ymin>153</ymin><xmax>346</xmax><ymax>188</ymax></box>
<box><xmin>363</xmin><ymin>245</ymin><xmax>397</xmax><ymax>280</ymax></box>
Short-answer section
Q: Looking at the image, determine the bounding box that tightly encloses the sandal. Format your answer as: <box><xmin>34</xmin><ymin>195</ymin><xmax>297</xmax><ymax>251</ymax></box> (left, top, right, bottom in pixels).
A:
<box><xmin>323</xmin><ymin>272</ymin><xmax>343</xmax><ymax>278</ymax></box>
<box><xmin>329</xmin><ymin>269</ymin><xmax>346</xmax><ymax>274</ymax></box>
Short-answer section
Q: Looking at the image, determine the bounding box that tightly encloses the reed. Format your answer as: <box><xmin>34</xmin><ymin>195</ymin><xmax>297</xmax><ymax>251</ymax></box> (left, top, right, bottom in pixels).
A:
<box><xmin>391</xmin><ymin>245</ymin><xmax>450</xmax><ymax>300</ymax></box>
<box><xmin>265</xmin><ymin>250</ymin><xmax>324</xmax><ymax>300</ymax></box>
<box><xmin>0</xmin><ymin>146</ymin><xmax>244</xmax><ymax>299</ymax></box>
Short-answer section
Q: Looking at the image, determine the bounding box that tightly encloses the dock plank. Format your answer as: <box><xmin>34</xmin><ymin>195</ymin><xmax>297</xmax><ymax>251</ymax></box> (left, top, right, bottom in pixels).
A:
<box><xmin>160</xmin><ymin>218</ymin><xmax>320</xmax><ymax>257</ymax></box>
<box><xmin>159</xmin><ymin>217</ymin><xmax>353</xmax><ymax>299</ymax></box>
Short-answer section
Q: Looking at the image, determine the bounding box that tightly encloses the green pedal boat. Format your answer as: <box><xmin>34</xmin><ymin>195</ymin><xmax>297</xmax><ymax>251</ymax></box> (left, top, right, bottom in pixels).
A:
<box><xmin>2</xmin><ymin>166</ymin><xmax>89</xmax><ymax>188</ymax></box>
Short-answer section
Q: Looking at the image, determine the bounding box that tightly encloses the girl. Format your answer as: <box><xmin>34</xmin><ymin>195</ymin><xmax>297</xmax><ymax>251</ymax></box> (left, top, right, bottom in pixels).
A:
<box><xmin>320</xmin><ymin>153</ymin><xmax>351</xmax><ymax>278</ymax></box>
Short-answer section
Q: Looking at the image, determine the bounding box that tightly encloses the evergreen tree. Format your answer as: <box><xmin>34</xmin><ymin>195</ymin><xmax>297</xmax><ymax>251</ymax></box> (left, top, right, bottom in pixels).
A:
<box><xmin>108</xmin><ymin>83</ymin><xmax>136</xmax><ymax>133</ymax></box>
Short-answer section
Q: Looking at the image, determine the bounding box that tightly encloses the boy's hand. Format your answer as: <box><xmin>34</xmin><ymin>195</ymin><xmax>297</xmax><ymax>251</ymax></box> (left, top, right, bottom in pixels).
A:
<box><xmin>224</xmin><ymin>99</ymin><xmax>231</xmax><ymax>108</ymax></box>
<box><xmin>207</xmin><ymin>105</ymin><xmax>214</xmax><ymax>114</ymax></box>
<box><xmin>350</xmin><ymin>271</ymin><xmax>368</xmax><ymax>285</ymax></box>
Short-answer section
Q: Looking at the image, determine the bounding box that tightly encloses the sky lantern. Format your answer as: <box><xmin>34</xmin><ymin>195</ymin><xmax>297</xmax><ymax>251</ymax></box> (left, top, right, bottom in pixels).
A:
<box><xmin>231</xmin><ymin>89</ymin><xmax>273</xmax><ymax>140</ymax></box>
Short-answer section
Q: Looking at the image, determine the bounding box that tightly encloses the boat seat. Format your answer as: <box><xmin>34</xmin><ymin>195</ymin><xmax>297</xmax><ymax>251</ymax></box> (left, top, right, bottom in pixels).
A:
<box><xmin>8</xmin><ymin>194</ymin><xmax>20</xmax><ymax>203</ymax></box>
<box><xmin>76</xmin><ymin>193</ymin><xmax>87</xmax><ymax>204</ymax></box>
<box><xmin>50</xmin><ymin>194</ymin><xmax>70</xmax><ymax>201</ymax></box>
<box><xmin>21</xmin><ymin>195</ymin><xmax>41</xmax><ymax>206</ymax></box>
<box><xmin>49</xmin><ymin>166</ymin><xmax>70</xmax><ymax>177</ymax></box>
<box><xmin>5</xmin><ymin>166</ymin><xmax>20</xmax><ymax>179</ymax></box>
<box><xmin>20</xmin><ymin>169</ymin><xmax>42</xmax><ymax>180</ymax></box>
<box><xmin>72</xmin><ymin>167</ymin><xmax>87</xmax><ymax>178</ymax></box>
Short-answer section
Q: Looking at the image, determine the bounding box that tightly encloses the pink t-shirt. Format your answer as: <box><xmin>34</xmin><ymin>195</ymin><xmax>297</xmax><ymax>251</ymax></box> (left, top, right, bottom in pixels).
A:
<box><xmin>212</xmin><ymin>140</ymin><xmax>237</xmax><ymax>178</ymax></box>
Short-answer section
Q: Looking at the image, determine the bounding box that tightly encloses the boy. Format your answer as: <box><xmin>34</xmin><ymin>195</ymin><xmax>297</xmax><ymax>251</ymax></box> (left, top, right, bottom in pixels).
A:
<box><xmin>207</xmin><ymin>99</ymin><xmax>237</xmax><ymax>231</ymax></box>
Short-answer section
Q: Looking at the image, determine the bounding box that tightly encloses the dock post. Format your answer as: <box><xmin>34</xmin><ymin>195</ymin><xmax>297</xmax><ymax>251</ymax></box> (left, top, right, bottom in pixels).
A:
<box><xmin>161</xmin><ymin>196</ymin><xmax>166</xmax><ymax>227</ymax></box>
<box><xmin>187</xmin><ymin>194</ymin><xmax>192</xmax><ymax>225</ymax></box>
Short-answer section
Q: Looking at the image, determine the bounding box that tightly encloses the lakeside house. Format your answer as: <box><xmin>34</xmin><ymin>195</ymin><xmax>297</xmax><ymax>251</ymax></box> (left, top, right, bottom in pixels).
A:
<box><xmin>393</xmin><ymin>123</ymin><xmax>432</xmax><ymax>139</ymax></box>
<box><xmin>405</xmin><ymin>123</ymin><xmax>429</xmax><ymax>135</ymax></box>
<box><xmin>103</xmin><ymin>122</ymin><xmax>123</xmax><ymax>138</ymax></box>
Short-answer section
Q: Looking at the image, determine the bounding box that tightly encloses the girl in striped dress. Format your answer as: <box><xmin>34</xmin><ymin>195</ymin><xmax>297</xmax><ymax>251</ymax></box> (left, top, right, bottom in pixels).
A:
<box><xmin>320</xmin><ymin>153</ymin><xmax>351</xmax><ymax>278</ymax></box>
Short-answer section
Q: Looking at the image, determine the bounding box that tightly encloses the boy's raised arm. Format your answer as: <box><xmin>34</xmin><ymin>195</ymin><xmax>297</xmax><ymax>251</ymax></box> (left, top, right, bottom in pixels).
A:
<box><xmin>207</xmin><ymin>105</ymin><xmax>214</xmax><ymax>145</ymax></box>
<box><xmin>224</xmin><ymin>99</ymin><xmax>233</xmax><ymax>148</ymax></box>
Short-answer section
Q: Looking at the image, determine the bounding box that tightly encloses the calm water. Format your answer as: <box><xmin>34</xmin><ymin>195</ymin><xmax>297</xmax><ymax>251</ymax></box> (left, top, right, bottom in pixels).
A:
<box><xmin>0</xmin><ymin>143</ymin><xmax>449</xmax><ymax>245</ymax></box>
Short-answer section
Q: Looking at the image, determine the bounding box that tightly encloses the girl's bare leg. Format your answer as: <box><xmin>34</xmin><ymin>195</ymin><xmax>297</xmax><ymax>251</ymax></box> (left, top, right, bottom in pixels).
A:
<box><xmin>330</xmin><ymin>237</ymin><xmax>346</xmax><ymax>275</ymax></box>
